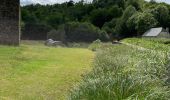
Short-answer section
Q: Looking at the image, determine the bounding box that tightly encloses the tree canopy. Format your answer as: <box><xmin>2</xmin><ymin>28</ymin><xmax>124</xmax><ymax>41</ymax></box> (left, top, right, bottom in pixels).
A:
<box><xmin>21</xmin><ymin>0</ymin><xmax>170</xmax><ymax>40</ymax></box>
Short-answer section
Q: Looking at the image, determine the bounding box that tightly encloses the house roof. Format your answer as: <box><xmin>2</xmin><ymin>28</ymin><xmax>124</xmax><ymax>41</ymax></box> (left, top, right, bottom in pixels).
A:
<box><xmin>143</xmin><ymin>27</ymin><xmax>163</xmax><ymax>37</ymax></box>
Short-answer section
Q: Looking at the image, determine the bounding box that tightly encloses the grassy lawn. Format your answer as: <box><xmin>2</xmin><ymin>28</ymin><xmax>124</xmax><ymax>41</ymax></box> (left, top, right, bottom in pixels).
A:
<box><xmin>0</xmin><ymin>41</ymin><xmax>94</xmax><ymax>100</ymax></box>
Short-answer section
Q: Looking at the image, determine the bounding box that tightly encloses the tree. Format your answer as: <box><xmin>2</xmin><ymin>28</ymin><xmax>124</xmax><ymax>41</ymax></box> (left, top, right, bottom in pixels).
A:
<box><xmin>46</xmin><ymin>13</ymin><xmax>64</xmax><ymax>29</ymax></box>
<box><xmin>90</xmin><ymin>6</ymin><xmax>122</xmax><ymax>28</ymax></box>
<box><xmin>93</xmin><ymin>0</ymin><xmax>125</xmax><ymax>8</ymax></box>
<box><xmin>126</xmin><ymin>13</ymin><xmax>138</xmax><ymax>36</ymax></box>
<box><xmin>150</xmin><ymin>5</ymin><xmax>169</xmax><ymax>27</ymax></box>
<box><xmin>127</xmin><ymin>12</ymin><xmax>158</xmax><ymax>35</ymax></box>
<box><xmin>64</xmin><ymin>22</ymin><xmax>109</xmax><ymax>42</ymax></box>
<box><xmin>108</xmin><ymin>5</ymin><xmax>123</xmax><ymax>18</ymax></box>
<box><xmin>115</xmin><ymin>5</ymin><xmax>137</xmax><ymax>38</ymax></box>
<box><xmin>125</xmin><ymin>0</ymin><xmax>142</xmax><ymax>10</ymax></box>
<box><xmin>150</xmin><ymin>0</ymin><xmax>156</xmax><ymax>4</ymax></box>
<box><xmin>21</xmin><ymin>9</ymin><xmax>38</xmax><ymax>24</ymax></box>
<box><xmin>90</xmin><ymin>8</ymin><xmax>110</xmax><ymax>28</ymax></box>
<box><xmin>67</xmin><ymin>0</ymin><xmax>74</xmax><ymax>7</ymax></box>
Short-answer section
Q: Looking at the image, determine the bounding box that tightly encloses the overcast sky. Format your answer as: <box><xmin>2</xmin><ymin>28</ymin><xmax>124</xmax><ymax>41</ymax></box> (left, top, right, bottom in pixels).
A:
<box><xmin>20</xmin><ymin>0</ymin><xmax>170</xmax><ymax>6</ymax></box>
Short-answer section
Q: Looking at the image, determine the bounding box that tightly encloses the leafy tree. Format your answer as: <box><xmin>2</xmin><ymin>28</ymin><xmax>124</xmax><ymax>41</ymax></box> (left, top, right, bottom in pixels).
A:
<box><xmin>150</xmin><ymin>5</ymin><xmax>169</xmax><ymax>27</ymax></box>
<box><xmin>67</xmin><ymin>0</ymin><xmax>74</xmax><ymax>7</ymax></box>
<box><xmin>125</xmin><ymin>0</ymin><xmax>142</xmax><ymax>10</ymax></box>
<box><xmin>21</xmin><ymin>0</ymin><xmax>170</xmax><ymax>40</ymax></box>
<box><xmin>115</xmin><ymin>5</ymin><xmax>137</xmax><ymax>38</ymax></box>
<box><xmin>47</xmin><ymin>29</ymin><xmax>66</xmax><ymax>42</ymax></box>
<box><xmin>126</xmin><ymin>13</ymin><xmax>138</xmax><ymax>35</ymax></box>
<box><xmin>108</xmin><ymin>5</ymin><xmax>123</xmax><ymax>18</ymax></box>
<box><xmin>136</xmin><ymin>12</ymin><xmax>158</xmax><ymax>34</ymax></box>
<box><xmin>90</xmin><ymin>8</ymin><xmax>110</xmax><ymax>28</ymax></box>
<box><xmin>21</xmin><ymin>9</ymin><xmax>38</xmax><ymax>24</ymax></box>
<box><xmin>127</xmin><ymin>12</ymin><xmax>158</xmax><ymax>35</ymax></box>
<box><xmin>102</xmin><ymin>18</ymin><xmax>118</xmax><ymax>39</ymax></box>
<box><xmin>150</xmin><ymin>0</ymin><xmax>156</xmax><ymax>4</ymax></box>
<box><xmin>64</xmin><ymin>22</ymin><xmax>109</xmax><ymax>42</ymax></box>
<box><xmin>90</xmin><ymin>6</ymin><xmax>122</xmax><ymax>28</ymax></box>
<box><xmin>93</xmin><ymin>0</ymin><xmax>125</xmax><ymax>8</ymax></box>
<box><xmin>46</xmin><ymin>13</ymin><xmax>64</xmax><ymax>29</ymax></box>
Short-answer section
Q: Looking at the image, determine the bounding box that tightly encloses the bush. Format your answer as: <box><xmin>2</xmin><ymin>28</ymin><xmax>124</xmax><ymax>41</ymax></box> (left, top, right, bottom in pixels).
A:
<box><xmin>64</xmin><ymin>22</ymin><xmax>109</xmax><ymax>42</ymax></box>
<box><xmin>88</xmin><ymin>39</ymin><xmax>102</xmax><ymax>51</ymax></box>
<box><xmin>47</xmin><ymin>28</ymin><xmax>66</xmax><ymax>42</ymax></box>
<box><xmin>21</xmin><ymin>23</ymin><xmax>51</xmax><ymax>40</ymax></box>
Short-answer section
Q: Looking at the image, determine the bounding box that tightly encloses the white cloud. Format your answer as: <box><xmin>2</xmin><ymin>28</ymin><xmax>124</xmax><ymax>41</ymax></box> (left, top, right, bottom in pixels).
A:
<box><xmin>20</xmin><ymin>0</ymin><xmax>170</xmax><ymax>6</ymax></box>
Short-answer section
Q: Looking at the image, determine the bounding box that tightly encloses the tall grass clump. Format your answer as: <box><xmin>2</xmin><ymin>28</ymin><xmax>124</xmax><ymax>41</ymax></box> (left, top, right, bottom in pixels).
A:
<box><xmin>88</xmin><ymin>39</ymin><xmax>102</xmax><ymax>51</ymax></box>
<box><xmin>88</xmin><ymin>39</ymin><xmax>113</xmax><ymax>51</ymax></box>
<box><xmin>69</xmin><ymin>43</ymin><xmax>170</xmax><ymax>100</ymax></box>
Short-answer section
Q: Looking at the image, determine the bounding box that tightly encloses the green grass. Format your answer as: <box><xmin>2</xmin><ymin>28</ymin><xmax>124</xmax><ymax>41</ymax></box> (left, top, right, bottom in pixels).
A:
<box><xmin>122</xmin><ymin>38</ymin><xmax>170</xmax><ymax>52</ymax></box>
<box><xmin>0</xmin><ymin>41</ymin><xmax>94</xmax><ymax>100</ymax></box>
<box><xmin>69</xmin><ymin>41</ymin><xmax>170</xmax><ymax>100</ymax></box>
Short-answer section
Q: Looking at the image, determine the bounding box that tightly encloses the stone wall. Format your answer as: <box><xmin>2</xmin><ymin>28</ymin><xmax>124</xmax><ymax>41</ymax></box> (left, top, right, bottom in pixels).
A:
<box><xmin>0</xmin><ymin>0</ymin><xmax>20</xmax><ymax>45</ymax></box>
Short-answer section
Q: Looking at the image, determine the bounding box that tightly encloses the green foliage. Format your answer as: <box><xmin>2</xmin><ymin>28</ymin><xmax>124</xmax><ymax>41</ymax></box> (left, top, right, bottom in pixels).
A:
<box><xmin>21</xmin><ymin>9</ymin><xmax>38</xmax><ymax>24</ymax></box>
<box><xmin>108</xmin><ymin>5</ymin><xmax>123</xmax><ymax>18</ymax></box>
<box><xmin>115</xmin><ymin>5</ymin><xmax>137</xmax><ymax>38</ymax></box>
<box><xmin>93</xmin><ymin>0</ymin><xmax>125</xmax><ymax>8</ymax></box>
<box><xmin>88</xmin><ymin>39</ymin><xmax>102</xmax><ymax>51</ymax></box>
<box><xmin>22</xmin><ymin>23</ymin><xmax>52</xmax><ymax>40</ymax></box>
<box><xmin>125</xmin><ymin>0</ymin><xmax>142</xmax><ymax>10</ymax></box>
<box><xmin>127</xmin><ymin>12</ymin><xmax>158</xmax><ymax>35</ymax></box>
<box><xmin>135</xmin><ymin>12</ymin><xmax>158</xmax><ymax>34</ymax></box>
<box><xmin>150</xmin><ymin>5</ymin><xmax>169</xmax><ymax>27</ymax></box>
<box><xmin>67</xmin><ymin>42</ymin><xmax>90</xmax><ymax>48</ymax></box>
<box><xmin>46</xmin><ymin>13</ymin><xmax>64</xmax><ymax>29</ymax></box>
<box><xmin>69</xmin><ymin>42</ymin><xmax>170</xmax><ymax>99</ymax></box>
<box><xmin>90</xmin><ymin>5</ymin><xmax>123</xmax><ymax>29</ymax></box>
<box><xmin>122</xmin><ymin>38</ymin><xmax>170</xmax><ymax>52</ymax></box>
<box><xmin>47</xmin><ymin>28</ymin><xmax>66</xmax><ymax>42</ymax></box>
<box><xmin>89</xmin><ymin>8</ymin><xmax>111</xmax><ymax>28</ymax></box>
<box><xmin>21</xmin><ymin>0</ymin><xmax>170</xmax><ymax>39</ymax></box>
<box><xmin>102</xmin><ymin>18</ymin><xmax>117</xmax><ymax>32</ymax></box>
<box><xmin>64</xmin><ymin>22</ymin><xmax>109</xmax><ymax>42</ymax></box>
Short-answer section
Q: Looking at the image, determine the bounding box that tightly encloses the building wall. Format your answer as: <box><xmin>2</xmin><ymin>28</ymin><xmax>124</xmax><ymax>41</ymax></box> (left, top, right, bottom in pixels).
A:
<box><xmin>0</xmin><ymin>0</ymin><xmax>20</xmax><ymax>45</ymax></box>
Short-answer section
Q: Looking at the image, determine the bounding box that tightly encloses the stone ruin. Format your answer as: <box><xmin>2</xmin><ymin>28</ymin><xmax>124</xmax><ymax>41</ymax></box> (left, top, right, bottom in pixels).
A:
<box><xmin>0</xmin><ymin>0</ymin><xmax>20</xmax><ymax>45</ymax></box>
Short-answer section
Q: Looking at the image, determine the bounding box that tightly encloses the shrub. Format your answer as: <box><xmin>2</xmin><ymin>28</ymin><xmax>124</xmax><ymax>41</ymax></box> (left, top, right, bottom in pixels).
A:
<box><xmin>64</xmin><ymin>22</ymin><xmax>109</xmax><ymax>42</ymax></box>
<box><xmin>21</xmin><ymin>23</ymin><xmax>51</xmax><ymax>40</ymax></box>
<box><xmin>47</xmin><ymin>28</ymin><xmax>66</xmax><ymax>42</ymax></box>
<box><xmin>88</xmin><ymin>39</ymin><xmax>102</xmax><ymax>51</ymax></box>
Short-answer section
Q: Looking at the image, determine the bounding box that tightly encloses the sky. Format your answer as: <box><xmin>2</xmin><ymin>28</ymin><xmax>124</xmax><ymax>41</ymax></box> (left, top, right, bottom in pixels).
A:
<box><xmin>20</xmin><ymin>0</ymin><xmax>170</xmax><ymax>6</ymax></box>
<box><xmin>20</xmin><ymin>0</ymin><xmax>93</xmax><ymax>5</ymax></box>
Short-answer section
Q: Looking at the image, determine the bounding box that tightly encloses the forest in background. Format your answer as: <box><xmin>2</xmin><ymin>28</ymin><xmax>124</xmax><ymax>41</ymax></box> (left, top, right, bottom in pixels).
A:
<box><xmin>21</xmin><ymin>0</ymin><xmax>170</xmax><ymax>41</ymax></box>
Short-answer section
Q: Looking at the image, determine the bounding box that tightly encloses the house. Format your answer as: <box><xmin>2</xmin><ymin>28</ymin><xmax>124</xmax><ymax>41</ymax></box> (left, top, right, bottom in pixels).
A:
<box><xmin>142</xmin><ymin>27</ymin><xmax>170</xmax><ymax>38</ymax></box>
<box><xmin>0</xmin><ymin>0</ymin><xmax>20</xmax><ymax>45</ymax></box>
